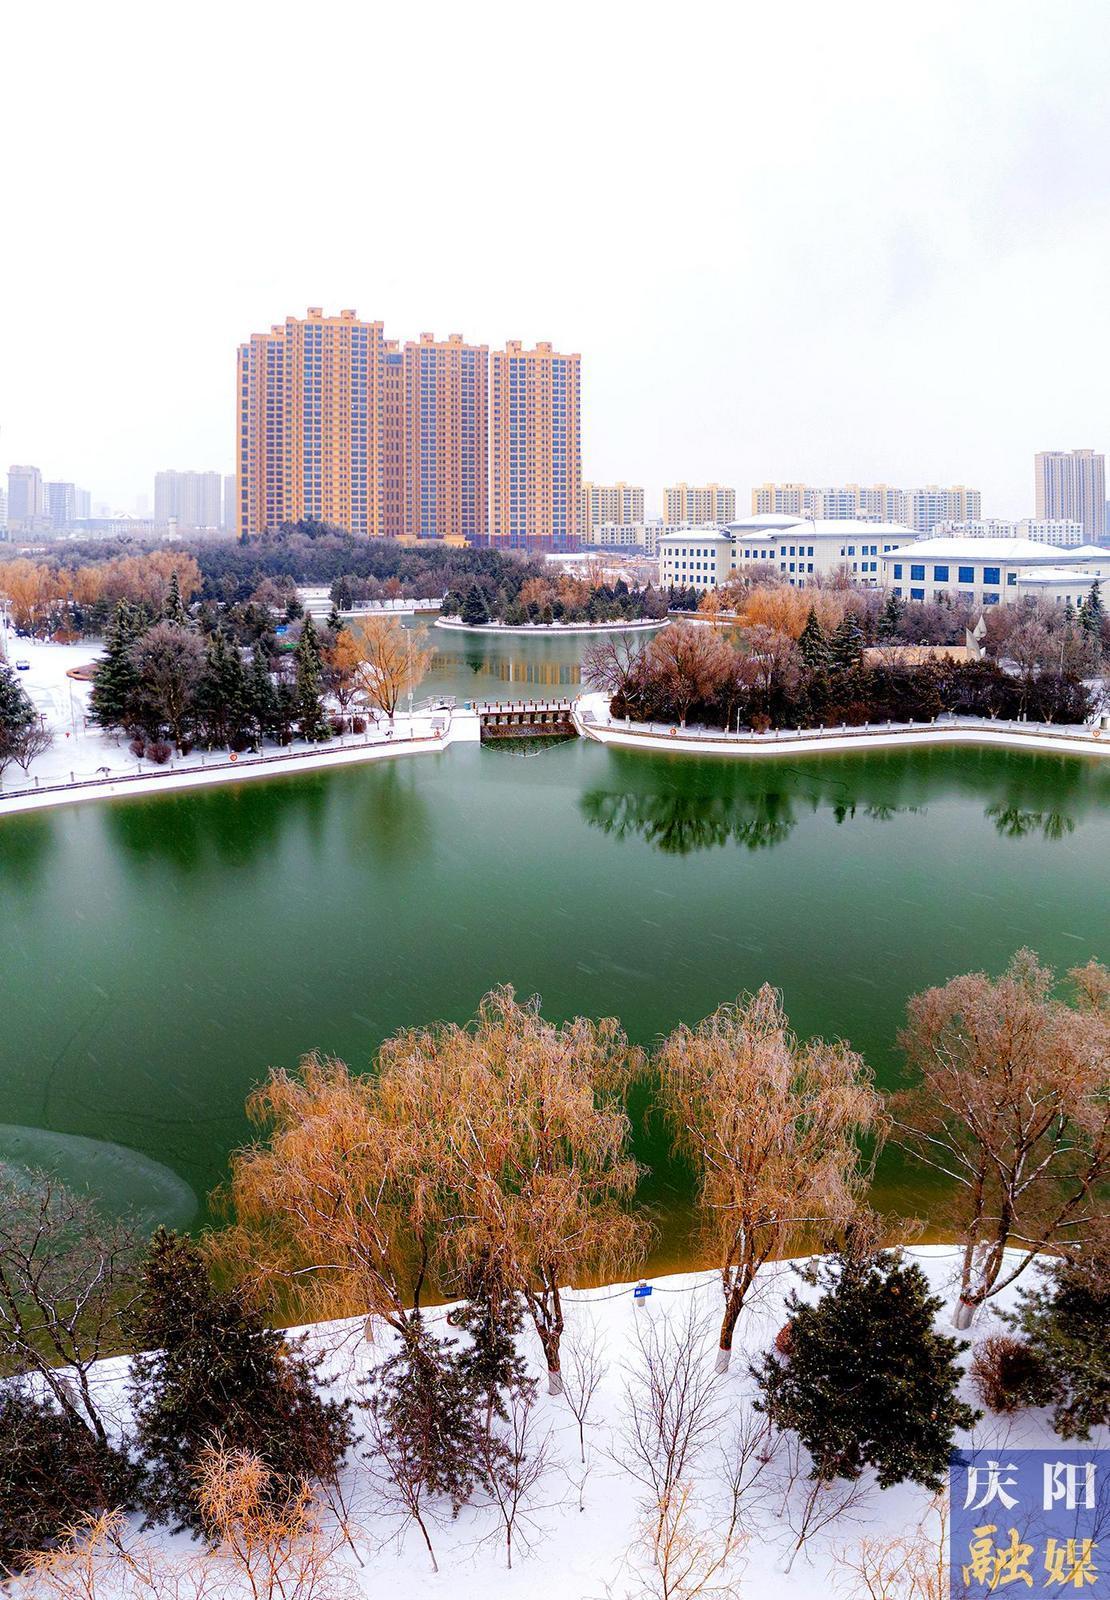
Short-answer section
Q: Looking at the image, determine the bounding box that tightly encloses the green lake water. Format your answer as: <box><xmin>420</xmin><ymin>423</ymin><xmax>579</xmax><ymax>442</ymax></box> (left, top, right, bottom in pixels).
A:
<box><xmin>1</xmin><ymin>627</ymin><xmax>1107</xmax><ymax>1270</ymax></box>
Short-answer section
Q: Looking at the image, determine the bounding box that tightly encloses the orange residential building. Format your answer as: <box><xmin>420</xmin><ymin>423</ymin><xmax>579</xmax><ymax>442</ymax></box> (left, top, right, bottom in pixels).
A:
<box><xmin>402</xmin><ymin>333</ymin><xmax>488</xmax><ymax>545</ymax></box>
<box><xmin>489</xmin><ymin>341</ymin><xmax>581</xmax><ymax>551</ymax></box>
<box><xmin>236</xmin><ymin>308</ymin><xmax>397</xmax><ymax>539</ymax></box>
<box><xmin>238</xmin><ymin>312</ymin><xmax>581</xmax><ymax>548</ymax></box>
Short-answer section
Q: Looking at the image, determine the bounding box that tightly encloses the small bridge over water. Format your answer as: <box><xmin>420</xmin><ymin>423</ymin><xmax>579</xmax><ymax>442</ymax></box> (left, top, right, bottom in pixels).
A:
<box><xmin>472</xmin><ymin>700</ymin><xmax>577</xmax><ymax>741</ymax></box>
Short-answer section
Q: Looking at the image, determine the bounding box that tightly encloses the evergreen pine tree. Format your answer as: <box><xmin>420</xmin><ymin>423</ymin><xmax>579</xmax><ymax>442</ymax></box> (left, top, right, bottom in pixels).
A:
<box><xmin>162</xmin><ymin>572</ymin><xmax>188</xmax><ymax>627</ymax></box>
<box><xmin>877</xmin><ymin>592</ymin><xmax>904</xmax><ymax>641</ymax></box>
<box><xmin>454</xmin><ymin>1266</ymin><xmax>535</xmax><ymax>1429</ymax></box>
<box><xmin>1011</xmin><ymin>1256</ymin><xmax>1109</xmax><ymax>1439</ymax></box>
<box><xmin>753</xmin><ymin>1250</ymin><xmax>978</xmax><ymax>1490</ymax></box>
<box><xmin>89</xmin><ymin>601</ymin><xmax>145</xmax><ymax>731</ymax></box>
<box><xmin>326</xmin><ymin>602</ymin><xmax>345</xmax><ymax>634</ymax></box>
<box><xmin>829</xmin><ymin>612</ymin><xmax>864</xmax><ymax>671</ymax></box>
<box><xmin>797</xmin><ymin>609</ymin><xmax>831</xmax><ymax>671</ymax></box>
<box><xmin>128</xmin><ymin>1230</ymin><xmax>352</xmax><ymax>1532</ymax></box>
<box><xmin>195</xmin><ymin>629</ymin><xmax>250</xmax><ymax>748</ymax></box>
<box><xmin>460</xmin><ymin>583</ymin><xmax>490</xmax><ymax>626</ymax></box>
<box><xmin>293</xmin><ymin>614</ymin><xmax>331</xmax><ymax>741</ymax></box>
<box><xmin>0</xmin><ymin>1388</ymin><xmax>139</xmax><ymax>1575</ymax></box>
<box><xmin>0</xmin><ymin>663</ymin><xmax>36</xmax><ymax>752</ymax></box>
<box><xmin>362</xmin><ymin>1314</ymin><xmax>483</xmax><ymax>1514</ymax></box>
<box><xmin>248</xmin><ymin>645</ymin><xmax>278</xmax><ymax>744</ymax></box>
<box><xmin>1080</xmin><ymin>579</ymin><xmax>1104</xmax><ymax>638</ymax></box>
<box><xmin>1063</xmin><ymin>598</ymin><xmax>1077</xmax><ymax>626</ymax></box>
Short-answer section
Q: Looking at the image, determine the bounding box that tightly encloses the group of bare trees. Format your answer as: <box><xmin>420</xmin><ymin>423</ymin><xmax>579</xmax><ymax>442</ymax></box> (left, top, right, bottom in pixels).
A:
<box><xmin>0</xmin><ymin>552</ymin><xmax>202</xmax><ymax>638</ymax></box>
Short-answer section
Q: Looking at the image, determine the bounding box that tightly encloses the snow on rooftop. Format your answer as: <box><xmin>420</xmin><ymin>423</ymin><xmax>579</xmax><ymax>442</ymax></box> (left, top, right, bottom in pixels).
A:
<box><xmin>884</xmin><ymin>535</ymin><xmax>1092</xmax><ymax>562</ymax></box>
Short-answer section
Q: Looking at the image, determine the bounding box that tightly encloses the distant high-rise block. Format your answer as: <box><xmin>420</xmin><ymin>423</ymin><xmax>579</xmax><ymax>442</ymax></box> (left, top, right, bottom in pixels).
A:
<box><xmin>222</xmin><ymin>474</ymin><xmax>236</xmax><ymax>531</ymax></box>
<box><xmin>908</xmin><ymin>485</ymin><xmax>981</xmax><ymax>534</ymax></box>
<box><xmin>237</xmin><ymin>308</ymin><xmax>393</xmax><ymax>539</ymax></box>
<box><xmin>7</xmin><ymin>464</ymin><xmax>45</xmax><ymax>531</ymax></box>
<box><xmin>581</xmin><ymin>482</ymin><xmax>644</xmax><ymax>535</ymax></box>
<box><xmin>752</xmin><ymin>482</ymin><xmax>911</xmax><ymax>524</ymax></box>
<box><xmin>155</xmin><ymin>469</ymin><xmax>222</xmax><ymax>529</ymax></box>
<box><xmin>664</xmin><ymin>483</ymin><xmax>735</xmax><ymax>525</ymax></box>
<box><xmin>45</xmin><ymin>481</ymin><xmax>78</xmax><ymax>530</ymax></box>
<box><xmin>0</xmin><ymin>486</ymin><xmax>8</xmax><ymax>535</ymax></box>
<box><xmin>402</xmin><ymin>333</ymin><xmax>488</xmax><ymax>544</ymax></box>
<box><xmin>490</xmin><ymin>341</ymin><xmax>581</xmax><ymax>550</ymax></box>
<box><xmin>1035</xmin><ymin>450</ymin><xmax>1106</xmax><ymax>542</ymax></box>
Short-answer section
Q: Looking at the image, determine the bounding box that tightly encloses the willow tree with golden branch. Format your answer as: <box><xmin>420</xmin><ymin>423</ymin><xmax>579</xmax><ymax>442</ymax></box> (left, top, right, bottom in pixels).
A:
<box><xmin>654</xmin><ymin>985</ymin><xmax>885</xmax><ymax>1371</ymax></box>
<box><xmin>892</xmin><ymin>951</ymin><xmax>1109</xmax><ymax>1329</ymax></box>
<box><xmin>215</xmin><ymin>1052</ymin><xmax>453</xmax><ymax>1337</ymax></box>
<box><xmin>375</xmin><ymin>986</ymin><xmax>649</xmax><ymax>1393</ymax></box>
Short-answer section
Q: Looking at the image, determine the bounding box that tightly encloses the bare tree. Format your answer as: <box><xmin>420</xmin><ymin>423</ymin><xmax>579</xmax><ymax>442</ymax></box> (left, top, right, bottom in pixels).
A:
<box><xmin>833</xmin><ymin>1493</ymin><xmax>950</xmax><ymax>1600</ymax></box>
<box><xmin>20</xmin><ymin>1451</ymin><xmax>358</xmax><ymax>1599</ymax></box>
<box><xmin>0</xmin><ymin>1172</ymin><xmax>142</xmax><ymax>1447</ymax></box>
<box><xmin>375</xmin><ymin>986</ymin><xmax>650</xmax><ymax>1394</ymax></box>
<box><xmin>582</xmin><ymin>632</ymin><xmax>649</xmax><ymax>699</ymax></box>
<box><xmin>10</xmin><ymin>720</ymin><xmax>54</xmax><ymax>774</ymax></box>
<box><xmin>619</xmin><ymin>1302</ymin><xmax>725</xmax><ymax>1558</ymax></box>
<box><xmin>474</xmin><ymin>1384</ymin><xmax>557</xmax><ymax>1569</ymax></box>
<box><xmin>360</xmin><ymin>1382</ymin><xmax>442</xmax><ymax>1573</ymax></box>
<box><xmin>772</xmin><ymin>1431</ymin><xmax>871</xmax><ymax>1573</ymax></box>
<box><xmin>561</xmin><ymin>1308</ymin><xmax>609</xmax><ymax>1468</ymax></box>
<box><xmin>653</xmin><ymin>987</ymin><xmax>884</xmax><ymax>1370</ymax></box>
<box><xmin>618</xmin><ymin>1302</ymin><xmax>753</xmax><ymax>1600</ymax></box>
<box><xmin>891</xmin><ymin>950</ymin><xmax>1110</xmax><ymax>1327</ymax></box>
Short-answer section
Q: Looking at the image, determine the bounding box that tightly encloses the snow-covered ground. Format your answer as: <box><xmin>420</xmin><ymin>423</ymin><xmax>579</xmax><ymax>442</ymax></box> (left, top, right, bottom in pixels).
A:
<box><xmin>39</xmin><ymin>1249</ymin><xmax>1096</xmax><ymax>1600</ymax></box>
<box><xmin>0</xmin><ymin>638</ymin><xmax>477</xmax><ymax>813</ymax></box>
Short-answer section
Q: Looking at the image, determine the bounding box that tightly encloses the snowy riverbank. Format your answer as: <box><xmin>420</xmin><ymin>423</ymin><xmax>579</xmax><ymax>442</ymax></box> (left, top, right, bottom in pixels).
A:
<box><xmin>43</xmin><ymin>1248</ymin><xmax>1087</xmax><ymax>1600</ymax></box>
<box><xmin>574</xmin><ymin>692</ymin><xmax>1110</xmax><ymax>761</ymax></box>
<box><xmin>0</xmin><ymin>639</ymin><xmax>480</xmax><ymax>817</ymax></box>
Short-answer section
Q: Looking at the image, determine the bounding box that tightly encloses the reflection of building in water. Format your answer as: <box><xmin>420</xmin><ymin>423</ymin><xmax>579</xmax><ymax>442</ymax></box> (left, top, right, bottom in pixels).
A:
<box><xmin>428</xmin><ymin>653</ymin><xmax>581</xmax><ymax>687</ymax></box>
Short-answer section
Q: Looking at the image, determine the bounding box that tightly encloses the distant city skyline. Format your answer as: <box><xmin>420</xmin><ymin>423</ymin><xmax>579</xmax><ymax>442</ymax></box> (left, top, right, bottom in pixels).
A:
<box><xmin>3</xmin><ymin>2</ymin><xmax>1110</xmax><ymax>522</ymax></box>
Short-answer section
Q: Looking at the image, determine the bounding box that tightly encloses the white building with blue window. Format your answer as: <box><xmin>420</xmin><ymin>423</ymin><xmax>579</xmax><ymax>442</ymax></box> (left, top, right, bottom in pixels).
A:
<box><xmin>880</xmin><ymin>536</ymin><xmax>1110</xmax><ymax>608</ymax></box>
<box><xmin>660</xmin><ymin>517</ymin><xmax>913</xmax><ymax>592</ymax></box>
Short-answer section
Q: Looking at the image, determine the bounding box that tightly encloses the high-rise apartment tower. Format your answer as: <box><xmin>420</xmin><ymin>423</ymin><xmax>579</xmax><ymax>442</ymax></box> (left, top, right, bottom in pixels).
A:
<box><xmin>402</xmin><ymin>333</ymin><xmax>488</xmax><ymax>545</ymax></box>
<box><xmin>489</xmin><ymin>341</ymin><xmax>581</xmax><ymax>550</ymax></box>
<box><xmin>1035</xmin><ymin>450</ymin><xmax>1106</xmax><ymax>542</ymax></box>
<box><xmin>664</xmin><ymin>482</ymin><xmax>736</xmax><ymax>524</ymax></box>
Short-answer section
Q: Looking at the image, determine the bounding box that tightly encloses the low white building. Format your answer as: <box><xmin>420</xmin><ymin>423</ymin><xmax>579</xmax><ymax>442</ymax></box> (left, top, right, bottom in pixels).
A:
<box><xmin>660</xmin><ymin>517</ymin><xmax>913</xmax><ymax>592</ymax></box>
<box><xmin>1013</xmin><ymin>566</ymin><xmax>1108</xmax><ymax>608</ymax></box>
<box><xmin>879</xmin><ymin>536</ymin><xmax>1110</xmax><ymax>608</ymax></box>
<box><xmin>658</xmin><ymin>527</ymin><xmax>734</xmax><ymax>589</ymax></box>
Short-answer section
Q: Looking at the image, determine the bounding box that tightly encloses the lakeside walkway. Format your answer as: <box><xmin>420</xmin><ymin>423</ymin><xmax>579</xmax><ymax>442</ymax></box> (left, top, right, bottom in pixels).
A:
<box><xmin>0</xmin><ymin>709</ymin><xmax>482</xmax><ymax>817</ymax></box>
<box><xmin>574</xmin><ymin>691</ymin><xmax>1110</xmax><ymax>761</ymax></box>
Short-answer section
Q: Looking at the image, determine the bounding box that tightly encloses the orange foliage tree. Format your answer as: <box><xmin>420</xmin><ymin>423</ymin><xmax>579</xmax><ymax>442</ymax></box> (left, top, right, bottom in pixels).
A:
<box><xmin>653</xmin><ymin>986</ymin><xmax>884</xmax><ymax>1369</ymax></box>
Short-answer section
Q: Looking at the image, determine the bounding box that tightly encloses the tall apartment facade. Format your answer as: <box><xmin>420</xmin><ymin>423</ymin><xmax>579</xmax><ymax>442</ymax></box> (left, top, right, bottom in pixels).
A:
<box><xmin>489</xmin><ymin>341</ymin><xmax>581</xmax><ymax>550</ymax></box>
<box><xmin>911</xmin><ymin>485</ymin><xmax>981</xmax><ymax>534</ymax></box>
<box><xmin>402</xmin><ymin>333</ymin><xmax>488</xmax><ymax>545</ymax></box>
<box><xmin>663</xmin><ymin>482</ymin><xmax>736</xmax><ymax>524</ymax></box>
<box><xmin>581</xmin><ymin>481</ymin><xmax>644</xmax><ymax>535</ymax></box>
<box><xmin>752</xmin><ymin>482</ymin><xmax>917</xmax><ymax>525</ymax></box>
<box><xmin>154</xmin><ymin>469</ymin><xmax>222</xmax><ymax>529</ymax></box>
<box><xmin>237</xmin><ymin>308</ymin><xmax>393</xmax><ymax>539</ymax></box>
<box><xmin>7</xmin><ymin>465</ymin><xmax>46</xmax><ymax>532</ymax></box>
<box><xmin>1035</xmin><ymin>449</ymin><xmax>1106</xmax><ymax>541</ymax></box>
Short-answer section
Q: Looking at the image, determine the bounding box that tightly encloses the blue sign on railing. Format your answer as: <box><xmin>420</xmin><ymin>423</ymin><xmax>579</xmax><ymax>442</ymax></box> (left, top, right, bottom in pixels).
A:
<box><xmin>633</xmin><ymin>1283</ymin><xmax>652</xmax><ymax>1301</ymax></box>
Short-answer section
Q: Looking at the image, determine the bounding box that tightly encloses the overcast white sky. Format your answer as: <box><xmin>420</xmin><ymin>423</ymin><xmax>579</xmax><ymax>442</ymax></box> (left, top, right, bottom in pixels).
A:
<box><xmin>3</xmin><ymin>0</ymin><xmax>1109</xmax><ymax>519</ymax></box>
